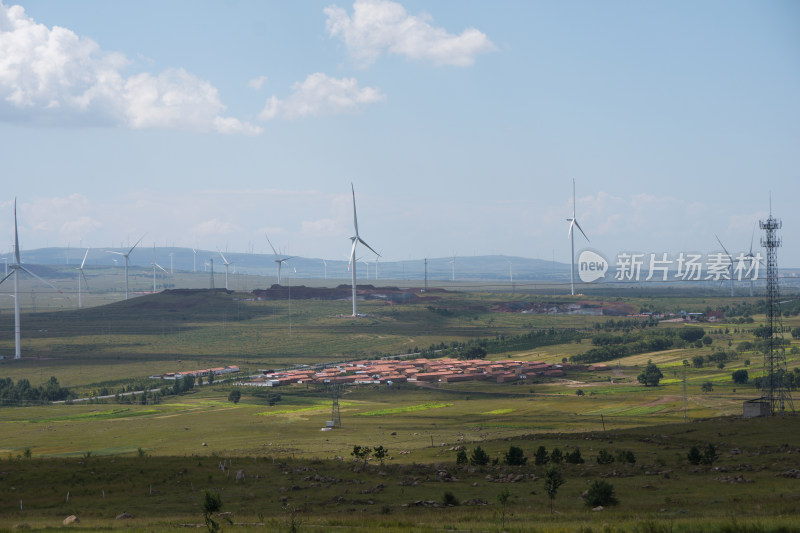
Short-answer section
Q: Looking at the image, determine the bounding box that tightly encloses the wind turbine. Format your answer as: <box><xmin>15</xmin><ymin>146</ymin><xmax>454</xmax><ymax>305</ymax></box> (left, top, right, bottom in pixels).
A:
<box><xmin>0</xmin><ymin>199</ymin><xmax>65</xmax><ymax>359</ymax></box>
<box><xmin>107</xmin><ymin>234</ymin><xmax>144</xmax><ymax>300</ymax></box>
<box><xmin>218</xmin><ymin>249</ymin><xmax>233</xmax><ymax>290</ymax></box>
<box><xmin>322</xmin><ymin>259</ymin><xmax>328</xmax><ymax>280</ymax></box>
<box><xmin>151</xmin><ymin>246</ymin><xmax>170</xmax><ymax>293</ymax></box>
<box><xmin>76</xmin><ymin>247</ymin><xmax>90</xmax><ymax>309</ymax></box>
<box><xmin>566</xmin><ymin>179</ymin><xmax>589</xmax><ymax>296</ymax></box>
<box><xmin>192</xmin><ymin>248</ymin><xmax>198</xmax><ymax>272</ymax></box>
<box><xmin>449</xmin><ymin>254</ymin><xmax>456</xmax><ymax>282</ymax></box>
<box><xmin>714</xmin><ymin>234</ymin><xmax>735</xmax><ymax>297</ymax></box>
<box><xmin>348</xmin><ymin>184</ymin><xmax>380</xmax><ymax>316</ymax></box>
<box><xmin>266</xmin><ymin>234</ymin><xmax>292</xmax><ymax>285</ymax></box>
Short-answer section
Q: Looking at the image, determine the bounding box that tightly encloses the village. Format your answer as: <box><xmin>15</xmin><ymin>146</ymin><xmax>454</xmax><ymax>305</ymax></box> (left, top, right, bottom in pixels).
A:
<box><xmin>239</xmin><ymin>357</ymin><xmax>610</xmax><ymax>387</ymax></box>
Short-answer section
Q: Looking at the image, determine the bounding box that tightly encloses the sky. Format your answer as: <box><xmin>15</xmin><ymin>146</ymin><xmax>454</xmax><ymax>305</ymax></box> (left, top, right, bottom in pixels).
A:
<box><xmin>0</xmin><ymin>0</ymin><xmax>798</xmax><ymax>266</ymax></box>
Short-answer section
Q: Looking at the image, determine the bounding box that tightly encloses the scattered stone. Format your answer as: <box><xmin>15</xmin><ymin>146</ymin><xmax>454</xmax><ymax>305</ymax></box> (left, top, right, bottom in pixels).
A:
<box><xmin>14</xmin><ymin>524</ymin><xmax>31</xmax><ymax>530</ymax></box>
<box><xmin>716</xmin><ymin>475</ymin><xmax>752</xmax><ymax>484</ymax></box>
<box><xmin>201</xmin><ymin>442</ymin><xmax>207</xmax><ymax>447</ymax></box>
<box><xmin>776</xmin><ymin>469</ymin><xmax>800</xmax><ymax>479</ymax></box>
<box><xmin>63</xmin><ymin>515</ymin><xmax>79</xmax><ymax>525</ymax></box>
<box><xmin>592</xmin><ymin>506</ymin><xmax>604</xmax><ymax>512</ymax></box>
<box><xmin>115</xmin><ymin>513</ymin><xmax>134</xmax><ymax>520</ymax></box>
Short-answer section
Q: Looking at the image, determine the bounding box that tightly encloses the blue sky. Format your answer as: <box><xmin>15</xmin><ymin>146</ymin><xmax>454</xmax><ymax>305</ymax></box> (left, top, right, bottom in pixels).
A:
<box><xmin>1</xmin><ymin>0</ymin><xmax>798</xmax><ymax>266</ymax></box>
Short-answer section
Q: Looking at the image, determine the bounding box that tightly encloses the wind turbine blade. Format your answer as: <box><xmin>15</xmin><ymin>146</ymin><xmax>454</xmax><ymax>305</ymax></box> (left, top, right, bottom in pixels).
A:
<box><xmin>572</xmin><ymin>179</ymin><xmax>577</xmax><ymax>218</ymax></box>
<box><xmin>265</xmin><ymin>234</ymin><xmax>279</xmax><ymax>257</ymax></box>
<box><xmin>80</xmin><ymin>248</ymin><xmax>90</xmax><ymax>269</ymax></box>
<box><xmin>81</xmin><ymin>270</ymin><xmax>90</xmax><ymax>291</ymax></box>
<box><xmin>127</xmin><ymin>234</ymin><xmax>145</xmax><ymax>256</ymax></box>
<box><xmin>714</xmin><ymin>234</ymin><xmax>732</xmax><ymax>259</ymax></box>
<box><xmin>749</xmin><ymin>223</ymin><xmax>756</xmax><ymax>255</ymax></box>
<box><xmin>351</xmin><ymin>183</ymin><xmax>359</xmax><ymax>236</ymax></box>
<box><xmin>218</xmin><ymin>248</ymin><xmax>230</xmax><ymax>265</ymax></box>
<box><xmin>358</xmin><ymin>237</ymin><xmax>379</xmax><ymax>257</ymax></box>
<box><xmin>0</xmin><ymin>270</ymin><xmax>13</xmax><ymax>286</ymax></box>
<box><xmin>573</xmin><ymin>219</ymin><xmax>589</xmax><ymax>242</ymax></box>
<box><xmin>18</xmin><ymin>265</ymin><xmax>63</xmax><ymax>293</ymax></box>
<box><xmin>13</xmin><ymin>198</ymin><xmax>20</xmax><ymax>264</ymax></box>
<box><xmin>107</xmin><ymin>250</ymin><xmax>124</xmax><ymax>256</ymax></box>
<box><xmin>156</xmin><ymin>263</ymin><xmax>169</xmax><ymax>275</ymax></box>
<box><xmin>348</xmin><ymin>239</ymin><xmax>357</xmax><ymax>270</ymax></box>
<box><xmin>567</xmin><ymin>219</ymin><xmax>574</xmax><ymax>239</ymax></box>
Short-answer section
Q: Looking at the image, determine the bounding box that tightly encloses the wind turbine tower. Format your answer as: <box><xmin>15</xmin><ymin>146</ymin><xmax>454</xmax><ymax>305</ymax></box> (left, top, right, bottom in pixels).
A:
<box><xmin>218</xmin><ymin>249</ymin><xmax>233</xmax><ymax>290</ymax></box>
<box><xmin>76</xmin><ymin>248</ymin><xmax>90</xmax><ymax>309</ymax></box>
<box><xmin>0</xmin><ymin>199</ymin><xmax>65</xmax><ymax>359</ymax></box>
<box><xmin>566</xmin><ymin>179</ymin><xmax>590</xmax><ymax>296</ymax></box>
<box><xmin>348</xmin><ymin>184</ymin><xmax>380</xmax><ymax>316</ymax></box>
<box><xmin>107</xmin><ymin>235</ymin><xmax>144</xmax><ymax>300</ymax></box>
<box><xmin>266</xmin><ymin>234</ymin><xmax>292</xmax><ymax>285</ymax></box>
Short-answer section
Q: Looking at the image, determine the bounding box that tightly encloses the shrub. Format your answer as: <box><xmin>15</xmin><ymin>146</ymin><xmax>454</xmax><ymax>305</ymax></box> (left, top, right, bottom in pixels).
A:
<box><xmin>565</xmin><ymin>447</ymin><xmax>585</xmax><ymax>464</ymax></box>
<box><xmin>596</xmin><ymin>449</ymin><xmax>615</xmax><ymax>465</ymax></box>
<box><xmin>701</xmin><ymin>444</ymin><xmax>719</xmax><ymax>466</ymax></box>
<box><xmin>637</xmin><ymin>360</ymin><xmax>663</xmax><ymax>387</ymax></box>
<box><xmin>687</xmin><ymin>446</ymin><xmax>702</xmax><ymax>465</ymax></box>
<box><xmin>583</xmin><ymin>480</ymin><xmax>618</xmax><ymax>507</ymax></box>
<box><xmin>616</xmin><ymin>450</ymin><xmax>635</xmax><ymax>464</ymax></box>
<box><xmin>442</xmin><ymin>491</ymin><xmax>459</xmax><ymax>506</ymax></box>
<box><xmin>701</xmin><ymin>381</ymin><xmax>714</xmax><ymax>393</ymax></box>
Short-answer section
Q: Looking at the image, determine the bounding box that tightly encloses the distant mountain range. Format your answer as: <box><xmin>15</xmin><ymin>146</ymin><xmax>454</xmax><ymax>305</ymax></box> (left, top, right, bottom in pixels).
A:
<box><xmin>12</xmin><ymin>247</ymin><xmax>571</xmax><ymax>282</ymax></box>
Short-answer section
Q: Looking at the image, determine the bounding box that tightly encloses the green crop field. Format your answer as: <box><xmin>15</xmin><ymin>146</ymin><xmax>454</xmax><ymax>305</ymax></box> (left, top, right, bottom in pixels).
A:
<box><xmin>0</xmin><ymin>284</ymin><xmax>799</xmax><ymax>531</ymax></box>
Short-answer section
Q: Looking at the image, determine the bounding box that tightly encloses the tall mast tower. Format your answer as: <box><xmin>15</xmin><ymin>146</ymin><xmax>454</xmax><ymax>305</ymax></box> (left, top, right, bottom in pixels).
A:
<box><xmin>759</xmin><ymin>204</ymin><xmax>794</xmax><ymax>414</ymax></box>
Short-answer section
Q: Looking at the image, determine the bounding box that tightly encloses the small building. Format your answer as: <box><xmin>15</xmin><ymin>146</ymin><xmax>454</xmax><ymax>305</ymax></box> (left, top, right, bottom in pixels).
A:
<box><xmin>743</xmin><ymin>398</ymin><xmax>770</xmax><ymax>418</ymax></box>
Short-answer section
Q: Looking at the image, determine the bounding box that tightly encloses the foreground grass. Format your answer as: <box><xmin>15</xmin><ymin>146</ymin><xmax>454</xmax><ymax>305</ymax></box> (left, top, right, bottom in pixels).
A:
<box><xmin>0</xmin><ymin>416</ymin><xmax>798</xmax><ymax>532</ymax></box>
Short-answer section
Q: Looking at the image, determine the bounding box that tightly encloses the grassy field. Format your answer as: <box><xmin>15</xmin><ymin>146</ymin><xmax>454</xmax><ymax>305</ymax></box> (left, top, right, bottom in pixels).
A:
<box><xmin>0</xmin><ymin>285</ymin><xmax>798</xmax><ymax>531</ymax></box>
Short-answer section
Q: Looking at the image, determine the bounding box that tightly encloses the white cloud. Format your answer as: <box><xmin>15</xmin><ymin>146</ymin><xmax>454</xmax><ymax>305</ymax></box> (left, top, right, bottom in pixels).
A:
<box><xmin>325</xmin><ymin>0</ymin><xmax>496</xmax><ymax>67</ymax></box>
<box><xmin>248</xmin><ymin>76</ymin><xmax>268</xmax><ymax>90</ymax></box>
<box><xmin>193</xmin><ymin>218</ymin><xmax>241</xmax><ymax>238</ymax></box>
<box><xmin>0</xmin><ymin>3</ymin><xmax>259</xmax><ymax>134</ymax></box>
<box><xmin>259</xmin><ymin>72</ymin><xmax>385</xmax><ymax>120</ymax></box>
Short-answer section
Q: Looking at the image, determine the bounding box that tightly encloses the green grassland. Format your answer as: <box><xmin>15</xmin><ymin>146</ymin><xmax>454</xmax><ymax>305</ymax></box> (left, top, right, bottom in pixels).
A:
<box><xmin>0</xmin><ymin>283</ymin><xmax>799</xmax><ymax>531</ymax></box>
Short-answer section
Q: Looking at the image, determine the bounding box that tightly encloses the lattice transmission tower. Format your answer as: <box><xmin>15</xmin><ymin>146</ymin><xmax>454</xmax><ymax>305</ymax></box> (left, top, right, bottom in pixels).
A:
<box><xmin>759</xmin><ymin>207</ymin><xmax>794</xmax><ymax>414</ymax></box>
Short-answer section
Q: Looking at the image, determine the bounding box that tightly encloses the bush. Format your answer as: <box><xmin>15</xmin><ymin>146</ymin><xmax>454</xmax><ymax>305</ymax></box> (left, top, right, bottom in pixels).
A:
<box><xmin>701</xmin><ymin>444</ymin><xmax>719</xmax><ymax>466</ymax></box>
<box><xmin>692</xmin><ymin>355</ymin><xmax>705</xmax><ymax>368</ymax></box>
<box><xmin>616</xmin><ymin>450</ymin><xmax>635</xmax><ymax>464</ymax></box>
<box><xmin>442</xmin><ymin>491</ymin><xmax>459</xmax><ymax>506</ymax></box>
<box><xmin>583</xmin><ymin>480</ymin><xmax>618</xmax><ymax>507</ymax></box>
<box><xmin>596</xmin><ymin>449</ymin><xmax>615</xmax><ymax>465</ymax></box>
<box><xmin>565</xmin><ymin>447</ymin><xmax>585</xmax><ymax>464</ymax></box>
<box><xmin>701</xmin><ymin>381</ymin><xmax>714</xmax><ymax>393</ymax></box>
<box><xmin>687</xmin><ymin>446</ymin><xmax>702</xmax><ymax>465</ymax></box>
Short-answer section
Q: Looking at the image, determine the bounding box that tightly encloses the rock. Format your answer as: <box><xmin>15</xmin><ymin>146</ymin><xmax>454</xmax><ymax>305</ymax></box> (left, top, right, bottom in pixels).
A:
<box><xmin>63</xmin><ymin>515</ymin><xmax>79</xmax><ymax>525</ymax></box>
<box><xmin>592</xmin><ymin>506</ymin><xmax>604</xmax><ymax>511</ymax></box>
<box><xmin>235</xmin><ymin>470</ymin><xmax>246</xmax><ymax>482</ymax></box>
<box><xmin>115</xmin><ymin>513</ymin><xmax>134</xmax><ymax>520</ymax></box>
<box><xmin>201</xmin><ymin>442</ymin><xmax>207</xmax><ymax>447</ymax></box>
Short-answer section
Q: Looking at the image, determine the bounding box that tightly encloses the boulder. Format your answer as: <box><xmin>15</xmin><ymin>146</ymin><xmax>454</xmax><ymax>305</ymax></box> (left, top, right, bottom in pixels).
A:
<box><xmin>116</xmin><ymin>513</ymin><xmax>134</xmax><ymax>520</ymax></box>
<box><xmin>63</xmin><ymin>515</ymin><xmax>79</xmax><ymax>525</ymax></box>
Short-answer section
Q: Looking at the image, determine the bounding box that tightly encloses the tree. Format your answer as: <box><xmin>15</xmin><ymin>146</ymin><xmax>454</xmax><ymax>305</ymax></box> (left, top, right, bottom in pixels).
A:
<box><xmin>534</xmin><ymin>445</ymin><xmax>549</xmax><ymax>466</ymax></box>
<box><xmin>550</xmin><ymin>448</ymin><xmax>563</xmax><ymax>464</ymax></box>
<box><xmin>442</xmin><ymin>491</ymin><xmax>459</xmax><ymax>506</ymax></box>
<box><xmin>544</xmin><ymin>465</ymin><xmax>565</xmax><ymax>513</ymax></box>
<box><xmin>351</xmin><ymin>445</ymin><xmax>371</xmax><ymax>465</ymax></box>
<box><xmin>637</xmin><ymin>360</ymin><xmax>663</xmax><ymax>387</ymax></box>
<box><xmin>497</xmin><ymin>487</ymin><xmax>511</xmax><ymax>530</ymax></box>
<box><xmin>692</xmin><ymin>355</ymin><xmax>705</xmax><ymax>368</ymax></box>
<box><xmin>701</xmin><ymin>444</ymin><xmax>718</xmax><ymax>466</ymax></box>
<box><xmin>679</xmin><ymin>327</ymin><xmax>705</xmax><ymax>343</ymax></box>
<box><xmin>504</xmin><ymin>445</ymin><xmax>527</xmax><ymax>466</ymax></box>
<box><xmin>702</xmin><ymin>335</ymin><xmax>713</xmax><ymax>346</ymax></box>
<box><xmin>372</xmin><ymin>445</ymin><xmax>389</xmax><ymax>465</ymax></box>
<box><xmin>228</xmin><ymin>389</ymin><xmax>241</xmax><ymax>404</ymax></box>
<box><xmin>583</xmin><ymin>480</ymin><xmax>618</xmax><ymax>507</ymax></box>
<box><xmin>469</xmin><ymin>446</ymin><xmax>490</xmax><ymax>466</ymax></box>
<box><xmin>616</xmin><ymin>450</ymin><xmax>635</xmax><ymax>464</ymax></box>
<box><xmin>701</xmin><ymin>381</ymin><xmax>714</xmax><ymax>393</ymax></box>
<box><xmin>202</xmin><ymin>490</ymin><xmax>222</xmax><ymax>533</ymax></box>
<box><xmin>732</xmin><ymin>369</ymin><xmax>749</xmax><ymax>384</ymax></box>
<box><xmin>455</xmin><ymin>449</ymin><xmax>468</xmax><ymax>465</ymax></box>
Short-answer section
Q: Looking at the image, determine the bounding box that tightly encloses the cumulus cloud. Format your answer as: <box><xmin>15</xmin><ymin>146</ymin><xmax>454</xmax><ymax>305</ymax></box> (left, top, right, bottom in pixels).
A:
<box><xmin>259</xmin><ymin>72</ymin><xmax>385</xmax><ymax>120</ymax></box>
<box><xmin>248</xmin><ymin>76</ymin><xmax>268</xmax><ymax>90</ymax></box>
<box><xmin>0</xmin><ymin>3</ymin><xmax>260</xmax><ymax>134</ymax></box>
<box><xmin>325</xmin><ymin>0</ymin><xmax>496</xmax><ymax>67</ymax></box>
